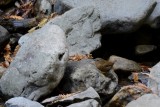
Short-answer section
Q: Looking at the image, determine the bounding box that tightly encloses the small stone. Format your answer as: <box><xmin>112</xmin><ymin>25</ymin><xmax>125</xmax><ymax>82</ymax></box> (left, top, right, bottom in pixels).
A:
<box><xmin>109</xmin><ymin>55</ymin><xmax>142</xmax><ymax>72</ymax></box>
<box><xmin>135</xmin><ymin>45</ymin><xmax>157</xmax><ymax>55</ymax></box>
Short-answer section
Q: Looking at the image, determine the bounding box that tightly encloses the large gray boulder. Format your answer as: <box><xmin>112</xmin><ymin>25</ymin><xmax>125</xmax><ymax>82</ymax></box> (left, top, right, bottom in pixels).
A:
<box><xmin>58</xmin><ymin>59</ymin><xmax>118</xmax><ymax>96</ymax></box>
<box><xmin>0</xmin><ymin>24</ymin><xmax>69</xmax><ymax>100</ymax></box>
<box><xmin>48</xmin><ymin>6</ymin><xmax>101</xmax><ymax>56</ymax></box>
<box><xmin>126</xmin><ymin>94</ymin><xmax>160</xmax><ymax>107</ymax></box>
<box><xmin>54</xmin><ymin>0</ymin><xmax>156</xmax><ymax>33</ymax></box>
<box><xmin>5</xmin><ymin>97</ymin><xmax>44</xmax><ymax>107</ymax></box>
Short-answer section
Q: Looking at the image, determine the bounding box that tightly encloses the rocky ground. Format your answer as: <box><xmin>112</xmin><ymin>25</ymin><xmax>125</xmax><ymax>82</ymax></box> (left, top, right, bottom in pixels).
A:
<box><xmin>0</xmin><ymin>0</ymin><xmax>160</xmax><ymax>107</ymax></box>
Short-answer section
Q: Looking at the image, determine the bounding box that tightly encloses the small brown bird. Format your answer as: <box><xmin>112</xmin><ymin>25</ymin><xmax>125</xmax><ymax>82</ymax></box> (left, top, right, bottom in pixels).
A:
<box><xmin>94</xmin><ymin>58</ymin><xmax>113</xmax><ymax>75</ymax></box>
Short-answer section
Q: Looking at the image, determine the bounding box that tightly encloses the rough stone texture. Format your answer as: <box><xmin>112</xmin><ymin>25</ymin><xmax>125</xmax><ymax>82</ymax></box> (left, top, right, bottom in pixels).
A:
<box><xmin>148</xmin><ymin>62</ymin><xmax>160</xmax><ymax>96</ymax></box>
<box><xmin>0</xmin><ymin>24</ymin><xmax>68</xmax><ymax>100</ymax></box>
<box><xmin>0</xmin><ymin>25</ymin><xmax>10</xmax><ymax>51</ymax></box>
<box><xmin>39</xmin><ymin>0</ymin><xmax>52</xmax><ymax>14</ymax></box>
<box><xmin>54</xmin><ymin>0</ymin><xmax>156</xmax><ymax>33</ymax></box>
<box><xmin>109</xmin><ymin>55</ymin><xmax>142</xmax><ymax>72</ymax></box>
<box><xmin>18</xmin><ymin>34</ymin><xmax>30</xmax><ymax>46</ymax></box>
<box><xmin>58</xmin><ymin>59</ymin><xmax>118</xmax><ymax>96</ymax></box>
<box><xmin>135</xmin><ymin>45</ymin><xmax>157</xmax><ymax>55</ymax></box>
<box><xmin>67</xmin><ymin>99</ymin><xmax>101</xmax><ymax>107</ymax></box>
<box><xmin>146</xmin><ymin>2</ymin><xmax>160</xmax><ymax>28</ymax></box>
<box><xmin>0</xmin><ymin>66</ymin><xmax>6</xmax><ymax>79</ymax></box>
<box><xmin>104</xmin><ymin>84</ymin><xmax>152</xmax><ymax>107</ymax></box>
<box><xmin>5</xmin><ymin>97</ymin><xmax>44</xmax><ymax>107</ymax></box>
<box><xmin>34</xmin><ymin>0</ymin><xmax>52</xmax><ymax>15</ymax></box>
<box><xmin>48</xmin><ymin>6</ymin><xmax>101</xmax><ymax>56</ymax></box>
<box><xmin>42</xmin><ymin>87</ymin><xmax>101</xmax><ymax>104</ymax></box>
<box><xmin>126</xmin><ymin>94</ymin><xmax>160</xmax><ymax>107</ymax></box>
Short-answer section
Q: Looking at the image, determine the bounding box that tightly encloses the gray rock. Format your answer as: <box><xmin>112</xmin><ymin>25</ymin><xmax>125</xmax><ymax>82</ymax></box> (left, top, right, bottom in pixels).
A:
<box><xmin>146</xmin><ymin>2</ymin><xmax>160</xmax><ymax>28</ymax></box>
<box><xmin>34</xmin><ymin>0</ymin><xmax>52</xmax><ymax>15</ymax></box>
<box><xmin>0</xmin><ymin>24</ymin><xmax>68</xmax><ymax>100</ymax></box>
<box><xmin>48</xmin><ymin>6</ymin><xmax>101</xmax><ymax>56</ymax></box>
<box><xmin>126</xmin><ymin>94</ymin><xmax>160</xmax><ymax>107</ymax></box>
<box><xmin>54</xmin><ymin>0</ymin><xmax>156</xmax><ymax>33</ymax></box>
<box><xmin>5</xmin><ymin>97</ymin><xmax>44</xmax><ymax>107</ymax></box>
<box><xmin>0</xmin><ymin>25</ymin><xmax>10</xmax><ymax>50</ymax></box>
<box><xmin>42</xmin><ymin>87</ymin><xmax>101</xmax><ymax>104</ymax></box>
<box><xmin>109</xmin><ymin>55</ymin><xmax>141</xmax><ymax>72</ymax></box>
<box><xmin>18</xmin><ymin>35</ymin><xmax>30</xmax><ymax>46</ymax></box>
<box><xmin>135</xmin><ymin>45</ymin><xmax>157</xmax><ymax>55</ymax></box>
<box><xmin>148</xmin><ymin>62</ymin><xmax>160</xmax><ymax>96</ymax></box>
<box><xmin>58</xmin><ymin>59</ymin><xmax>118</xmax><ymax>96</ymax></box>
<box><xmin>67</xmin><ymin>99</ymin><xmax>101</xmax><ymax>107</ymax></box>
<box><xmin>39</xmin><ymin>0</ymin><xmax>52</xmax><ymax>14</ymax></box>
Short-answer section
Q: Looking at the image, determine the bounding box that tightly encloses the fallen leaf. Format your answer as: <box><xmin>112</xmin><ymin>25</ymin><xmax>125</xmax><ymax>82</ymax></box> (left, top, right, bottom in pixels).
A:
<box><xmin>69</xmin><ymin>54</ymin><xmax>93</xmax><ymax>61</ymax></box>
<box><xmin>4</xmin><ymin>44</ymin><xmax>12</xmax><ymax>63</ymax></box>
<box><xmin>133</xmin><ymin>73</ymin><xmax>139</xmax><ymax>83</ymax></box>
<box><xmin>3</xmin><ymin>15</ymin><xmax>24</xmax><ymax>20</ymax></box>
<box><xmin>38</xmin><ymin>18</ymin><xmax>48</xmax><ymax>28</ymax></box>
<box><xmin>42</xmin><ymin>93</ymin><xmax>77</xmax><ymax>103</ymax></box>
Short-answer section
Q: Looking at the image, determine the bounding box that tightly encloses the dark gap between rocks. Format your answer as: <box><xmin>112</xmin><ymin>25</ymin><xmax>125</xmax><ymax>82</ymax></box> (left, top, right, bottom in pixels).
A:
<box><xmin>92</xmin><ymin>25</ymin><xmax>160</xmax><ymax>66</ymax></box>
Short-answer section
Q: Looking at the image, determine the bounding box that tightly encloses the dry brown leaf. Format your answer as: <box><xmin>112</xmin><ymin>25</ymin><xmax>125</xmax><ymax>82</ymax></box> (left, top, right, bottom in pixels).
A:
<box><xmin>3</xmin><ymin>15</ymin><xmax>24</xmax><ymax>20</ymax></box>
<box><xmin>135</xmin><ymin>83</ymin><xmax>152</xmax><ymax>93</ymax></box>
<box><xmin>38</xmin><ymin>18</ymin><xmax>48</xmax><ymax>28</ymax></box>
<box><xmin>0</xmin><ymin>61</ymin><xmax>9</xmax><ymax>68</ymax></box>
<box><xmin>22</xmin><ymin>8</ymin><xmax>32</xmax><ymax>18</ymax></box>
<box><xmin>42</xmin><ymin>93</ymin><xmax>77</xmax><ymax>103</ymax></box>
<box><xmin>28</xmin><ymin>12</ymin><xmax>58</xmax><ymax>33</ymax></box>
<box><xmin>69</xmin><ymin>54</ymin><xmax>93</xmax><ymax>61</ymax></box>
<box><xmin>133</xmin><ymin>72</ymin><xmax>139</xmax><ymax>83</ymax></box>
<box><xmin>140</xmin><ymin>64</ymin><xmax>150</xmax><ymax>71</ymax></box>
<box><xmin>58</xmin><ymin>93</ymin><xmax>74</xmax><ymax>99</ymax></box>
<box><xmin>28</xmin><ymin>18</ymin><xmax>48</xmax><ymax>33</ymax></box>
<box><xmin>4</xmin><ymin>44</ymin><xmax>12</xmax><ymax>63</ymax></box>
<box><xmin>4</xmin><ymin>43</ymin><xmax>11</xmax><ymax>51</ymax></box>
<box><xmin>19</xmin><ymin>1</ymin><xmax>33</xmax><ymax>9</ymax></box>
<box><xmin>0</xmin><ymin>43</ymin><xmax>20</xmax><ymax>68</ymax></box>
<box><xmin>48</xmin><ymin>12</ymin><xmax>58</xmax><ymax>20</ymax></box>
